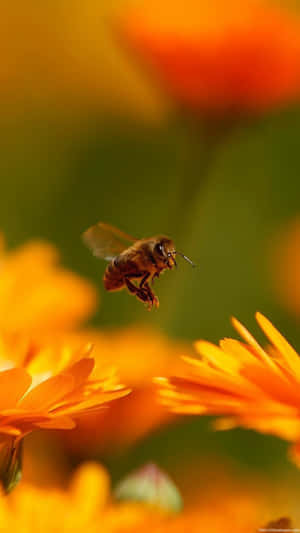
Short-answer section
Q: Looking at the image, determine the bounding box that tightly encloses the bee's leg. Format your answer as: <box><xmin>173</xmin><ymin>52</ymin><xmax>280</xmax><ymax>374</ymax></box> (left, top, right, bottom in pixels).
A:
<box><xmin>151</xmin><ymin>271</ymin><xmax>160</xmax><ymax>285</ymax></box>
<box><xmin>139</xmin><ymin>272</ymin><xmax>150</xmax><ymax>288</ymax></box>
<box><xmin>137</xmin><ymin>287</ymin><xmax>153</xmax><ymax>308</ymax></box>
<box><xmin>125</xmin><ymin>277</ymin><xmax>140</xmax><ymax>295</ymax></box>
<box><xmin>138</xmin><ymin>273</ymin><xmax>157</xmax><ymax>309</ymax></box>
<box><xmin>138</xmin><ymin>273</ymin><xmax>156</xmax><ymax>310</ymax></box>
<box><xmin>125</xmin><ymin>277</ymin><xmax>151</xmax><ymax>306</ymax></box>
<box><xmin>143</xmin><ymin>282</ymin><xmax>159</xmax><ymax>309</ymax></box>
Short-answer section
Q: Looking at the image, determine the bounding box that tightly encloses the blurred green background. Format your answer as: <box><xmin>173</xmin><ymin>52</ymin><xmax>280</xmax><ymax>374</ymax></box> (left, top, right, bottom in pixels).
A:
<box><xmin>4</xmin><ymin>0</ymin><xmax>300</xmax><ymax>484</ymax></box>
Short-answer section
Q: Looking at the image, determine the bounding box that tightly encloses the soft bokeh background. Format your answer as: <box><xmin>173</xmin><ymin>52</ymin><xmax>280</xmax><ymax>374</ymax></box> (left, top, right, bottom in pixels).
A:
<box><xmin>4</xmin><ymin>0</ymin><xmax>300</xmax><ymax>488</ymax></box>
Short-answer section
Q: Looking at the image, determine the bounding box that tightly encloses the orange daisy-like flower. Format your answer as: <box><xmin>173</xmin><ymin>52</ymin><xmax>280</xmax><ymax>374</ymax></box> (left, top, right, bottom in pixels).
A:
<box><xmin>121</xmin><ymin>0</ymin><xmax>300</xmax><ymax>114</ymax></box>
<box><xmin>0</xmin><ymin>338</ymin><xmax>129</xmax><ymax>491</ymax></box>
<box><xmin>0</xmin><ymin>238</ymin><xmax>97</xmax><ymax>337</ymax></box>
<box><xmin>157</xmin><ymin>312</ymin><xmax>300</xmax><ymax>467</ymax></box>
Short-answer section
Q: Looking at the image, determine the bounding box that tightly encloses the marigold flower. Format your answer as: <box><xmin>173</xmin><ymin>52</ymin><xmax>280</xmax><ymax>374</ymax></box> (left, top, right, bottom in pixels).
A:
<box><xmin>269</xmin><ymin>216</ymin><xmax>300</xmax><ymax>319</ymax></box>
<box><xmin>121</xmin><ymin>0</ymin><xmax>300</xmax><ymax>114</ymax></box>
<box><xmin>157</xmin><ymin>312</ymin><xmax>300</xmax><ymax>467</ymax></box>
<box><xmin>0</xmin><ymin>337</ymin><xmax>129</xmax><ymax>490</ymax></box>
<box><xmin>0</xmin><ymin>461</ymin><xmax>273</xmax><ymax>532</ymax></box>
<box><xmin>0</xmin><ymin>239</ymin><xmax>97</xmax><ymax>337</ymax></box>
<box><xmin>57</xmin><ymin>328</ymin><xmax>190</xmax><ymax>455</ymax></box>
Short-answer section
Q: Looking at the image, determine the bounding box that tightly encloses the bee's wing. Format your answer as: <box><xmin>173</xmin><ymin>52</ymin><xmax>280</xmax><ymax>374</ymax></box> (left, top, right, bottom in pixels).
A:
<box><xmin>82</xmin><ymin>222</ymin><xmax>137</xmax><ymax>261</ymax></box>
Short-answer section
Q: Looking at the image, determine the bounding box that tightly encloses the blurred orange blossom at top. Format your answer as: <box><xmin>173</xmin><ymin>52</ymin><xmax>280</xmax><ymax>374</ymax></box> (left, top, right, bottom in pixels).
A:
<box><xmin>121</xmin><ymin>0</ymin><xmax>300</xmax><ymax>114</ymax></box>
<box><xmin>157</xmin><ymin>312</ymin><xmax>300</xmax><ymax>468</ymax></box>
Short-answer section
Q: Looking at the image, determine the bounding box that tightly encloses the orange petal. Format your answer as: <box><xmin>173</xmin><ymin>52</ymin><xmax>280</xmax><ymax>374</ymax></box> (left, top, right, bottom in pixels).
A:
<box><xmin>242</xmin><ymin>363</ymin><xmax>300</xmax><ymax>406</ymax></box>
<box><xmin>70</xmin><ymin>463</ymin><xmax>110</xmax><ymax>514</ymax></box>
<box><xmin>170</xmin><ymin>369</ymin><xmax>266</xmax><ymax>401</ymax></box>
<box><xmin>65</xmin><ymin>358</ymin><xmax>94</xmax><ymax>388</ymax></box>
<box><xmin>54</xmin><ymin>388</ymin><xmax>130</xmax><ymax>417</ymax></box>
<box><xmin>231</xmin><ymin>316</ymin><xmax>278</xmax><ymax>371</ymax></box>
<box><xmin>19</xmin><ymin>374</ymin><xmax>74</xmax><ymax>411</ymax></box>
<box><xmin>256</xmin><ymin>312</ymin><xmax>300</xmax><ymax>373</ymax></box>
<box><xmin>0</xmin><ymin>426</ymin><xmax>21</xmax><ymax>436</ymax></box>
<box><xmin>219</xmin><ymin>339</ymin><xmax>258</xmax><ymax>365</ymax></box>
<box><xmin>37</xmin><ymin>416</ymin><xmax>76</xmax><ymax>430</ymax></box>
<box><xmin>240</xmin><ymin>416</ymin><xmax>300</xmax><ymax>441</ymax></box>
<box><xmin>194</xmin><ymin>341</ymin><xmax>240</xmax><ymax>374</ymax></box>
<box><xmin>0</xmin><ymin>369</ymin><xmax>31</xmax><ymax>409</ymax></box>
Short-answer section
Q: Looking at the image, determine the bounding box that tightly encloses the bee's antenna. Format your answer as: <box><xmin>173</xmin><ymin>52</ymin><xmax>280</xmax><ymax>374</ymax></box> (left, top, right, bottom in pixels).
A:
<box><xmin>175</xmin><ymin>251</ymin><xmax>197</xmax><ymax>267</ymax></box>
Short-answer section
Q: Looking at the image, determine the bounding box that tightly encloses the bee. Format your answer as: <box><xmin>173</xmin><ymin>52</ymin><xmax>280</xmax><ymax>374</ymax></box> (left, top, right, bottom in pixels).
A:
<box><xmin>82</xmin><ymin>222</ymin><xmax>196</xmax><ymax>310</ymax></box>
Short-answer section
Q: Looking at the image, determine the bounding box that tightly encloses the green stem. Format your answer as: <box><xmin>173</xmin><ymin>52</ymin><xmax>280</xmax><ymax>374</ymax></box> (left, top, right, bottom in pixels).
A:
<box><xmin>156</xmin><ymin>116</ymin><xmax>236</xmax><ymax>330</ymax></box>
<box><xmin>0</xmin><ymin>437</ymin><xmax>23</xmax><ymax>493</ymax></box>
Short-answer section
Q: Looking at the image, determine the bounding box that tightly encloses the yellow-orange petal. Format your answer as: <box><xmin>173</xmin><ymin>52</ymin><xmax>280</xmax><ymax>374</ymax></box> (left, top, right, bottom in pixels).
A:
<box><xmin>194</xmin><ymin>341</ymin><xmax>240</xmax><ymax>374</ymax></box>
<box><xmin>231</xmin><ymin>316</ymin><xmax>278</xmax><ymax>370</ymax></box>
<box><xmin>219</xmin><ymin>338</ymin><xmax>260</xmax><ymax>365</ymax></box>
<box><xmin>240</xmin><ymin>416</ymin><xmax>300</xmax><ymax>441</ymax></box>
<box><xmin>70</xmin><ymin>462</ymin><xmax>110</xmax><ymax>515</ymax></box>
<box><xmin>19</xmin><ymin>374</ymin><xmax>74</xmax><ymax>411</ymax></box>
<box><xmin>241</xmin><ymin>364</ymin><xmax>300</xmax><ymax>406</ymax></box>
<box><xmin>0</xmin><ymin>369</ymin><xmax>31</xmax><ymax>409</ymax></box>
<box><xmin>0</xmin><ymin>426</ymin><xmax>21</xmax><ymax>436</ymax></box>
<box><xmin>65</xmin><ymin>357</ymin><xmax>95</xmax><ymax>389</ymax></box>
<box><xmin>36</xmin><ymin>416</ymin><xmax>76</xmax><ymax>430</ymax></box>
<box><xmin>256</xmin><ymin>312</ymin><xmax>300</xmax><ymax>373</ymax></box>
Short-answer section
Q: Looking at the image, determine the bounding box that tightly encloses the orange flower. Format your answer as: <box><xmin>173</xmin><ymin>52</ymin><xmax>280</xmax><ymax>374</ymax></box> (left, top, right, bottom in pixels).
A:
<box><xmin>56</xmin><ymin>328</ymin><xmax>190</xmax><ymax>455</ymax></box>
<box><xmin>121</xmin><ymin>0</ymin><xmax>300</xmax><ymax>114</ymax></box>
<box><xmin>0</xmin><ymin>461</ymin><xmax>275</xmax><ymax>532</ymax></box>
<box><xmin>0</xmin><ymin>238</ymin><xmax>97</xmax><ymax>337</ymax></box>
<box><xmin>269</xmin><ymin>216</ymin><xmax>300</xmax><ymax>319</ymax></box>
<box><xmin>157</xmin><ymin>312</ymin><xmax>300</xmax><ymax>467</ymax></box>
<box><xmin>0</xmin><ymin>337</ymin><xmax>129</xmax><ymax>490</ymax></box>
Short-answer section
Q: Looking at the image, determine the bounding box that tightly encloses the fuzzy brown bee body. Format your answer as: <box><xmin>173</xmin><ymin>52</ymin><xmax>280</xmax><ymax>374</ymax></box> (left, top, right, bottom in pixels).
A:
<box><xmin>83</xmin><ymin>222</ymin><xmax>194</xmax><ymax>309</ymax></box>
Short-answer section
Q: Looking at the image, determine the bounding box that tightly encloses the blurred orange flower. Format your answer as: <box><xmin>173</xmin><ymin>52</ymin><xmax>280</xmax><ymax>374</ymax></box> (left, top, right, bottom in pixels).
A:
<box><xmin>0</xmin><ymin>238</ymin><xmax>97</xmax><ymax>337</ymax></box>
<box><xmin>121</xmin><ymin>0</ymin><xmax>300</xmax><ymax>114</ymax></box>
<box><xmin>157</xmin><ymin>312</ymin><xmax>300</xmax><ymax>467</ymax></box>
<box><xmin>0</xmin><ymin>336</ymin><xmax>129</xmax><ymax>490</ymax></box>
<box><xmin>57</xmin><ymin>328</ymin><xmax>190</xmax><ymax>455</ymax></box>
<box><xmin>269</xmin><ymin>216</ymin><xmax>300</xmax><ymax>319</ymax></box>
<box><xmin>0</xmin><ymin>461</ymin><xmax>273</xmax><ymax>532</ymax></box>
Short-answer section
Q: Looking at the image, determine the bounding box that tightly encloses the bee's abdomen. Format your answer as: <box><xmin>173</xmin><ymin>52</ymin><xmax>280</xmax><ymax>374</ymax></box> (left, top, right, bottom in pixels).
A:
<box><xmin>103</xmin><ymin>260</ymin><xmax>124</xmax><ymax>291</ymax></box>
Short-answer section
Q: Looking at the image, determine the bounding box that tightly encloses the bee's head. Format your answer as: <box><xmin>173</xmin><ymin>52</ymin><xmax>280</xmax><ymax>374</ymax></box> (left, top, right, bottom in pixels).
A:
<box><xmin>153</xmin><ymin>237</ymin><xmax>177</xmax><ymax>269</ymax></box>
<box><xmin>153</xmin><ymin>237</ymin><xmax>196</xmax><ymax>269</ymax></box>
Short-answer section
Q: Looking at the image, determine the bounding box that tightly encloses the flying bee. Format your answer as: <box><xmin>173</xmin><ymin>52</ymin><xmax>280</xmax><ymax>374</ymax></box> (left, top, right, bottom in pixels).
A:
<box><xmin>82</xmin><ymin>222</ymin><xmax>196</xmax><ymax>310</ymax></box>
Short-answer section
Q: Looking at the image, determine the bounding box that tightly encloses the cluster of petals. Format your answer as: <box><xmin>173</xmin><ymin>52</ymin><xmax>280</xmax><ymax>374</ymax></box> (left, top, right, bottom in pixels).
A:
<box><xmin>157</xmin><ymin>313</ymin><xmax>300</xmax><ymax>465</ymax></box>
<box><xmin>0</xmin><ymin>340</ymin><xmax>129</xmax><ymax>440</ymax></box>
